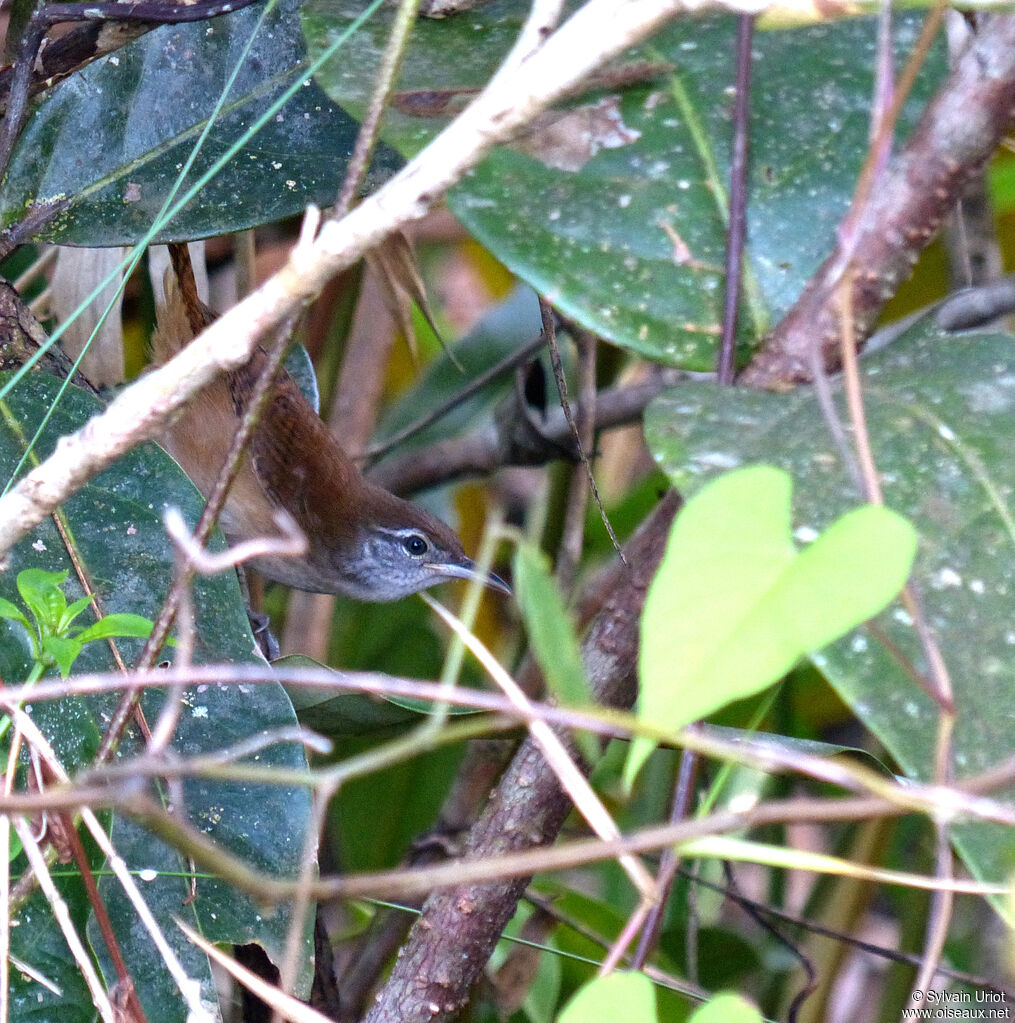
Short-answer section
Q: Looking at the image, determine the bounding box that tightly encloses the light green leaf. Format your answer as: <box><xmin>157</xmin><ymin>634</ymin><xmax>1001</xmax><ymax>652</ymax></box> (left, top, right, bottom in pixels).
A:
<box><xmin>514</xmin><ymin>544</ymin><xmax>597</xmax><ymax>762</ymax></box>
<box><xmin>59</xmin><ymin>594</ymin><xmax>96</xmax><ymax>634</ymax></box>
<box><xmin>627</xmin><ymin>466</ymin><xmax>916</xmax><ymax>784</ymax></box>
<box><xmin>556</xmin><ymin>971</ymin><xmax>657</xmax><ymax>1023</ymax></box>
<box><xmin>16</xmin><ymin>567</ymin><xmax>68</xmax><ymax>630</ymax></box>
<box><xmin>41</xmin><ymin>635</ymin><xmax>83</xmax><ymax>678</ymax></box>
<box><xmin>688</xmin><ymin>992</ymin><xmax>763</xmax><ymax>1023</ymax></box>
<box><xmin>75</xmin><ymin>612</ymin><xmax>157</xmax><ymax>645</ymax></box>
<box><xmin>0</xmin><ymin>596</ymin><xmax>31</xmax><ymax>633</ymax></box>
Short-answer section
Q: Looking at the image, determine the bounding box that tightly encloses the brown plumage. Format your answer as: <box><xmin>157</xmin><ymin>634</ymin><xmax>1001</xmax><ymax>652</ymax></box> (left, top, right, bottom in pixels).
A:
<box><xmin>152</xmin><ymin>246</ymin><xmax>508</xmax><ymax>601</ymax></box>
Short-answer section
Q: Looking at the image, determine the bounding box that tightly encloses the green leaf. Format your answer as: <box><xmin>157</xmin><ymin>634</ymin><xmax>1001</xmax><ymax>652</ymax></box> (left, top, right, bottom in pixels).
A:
<box><xmin>6</xmin><ymin>826</ymin><xmax>21</xmax><ymax>863</ymax></box>
<box><xmin>277</xmin><ymin>654</ymin><xmax>427</xmax><ymax>736</ymax></box>
<box><xmin>304</xmin><ymin>3</ymin><xmax>944</xmax><ymax>368</ymax></box>
<box><xmin>16</xmin><ymin>568</ymin><xmax>68</xmax><ymax>632</ymax></box>
<box><xmin>0</xmin><ymin>0</ymin><xmax>402</xmax><ymax>245</ymax></box>
<box><xmin>0</xmin><ymin>371</ymin><xmax>313</xmax><ymax>1020</ymax></box>
<box><xmin>58</xmin><ymin>593</ymin><xmax>96</xmax><ymax>634</ymax></box>
<box><xmin>373</xmin><ymin>285</ymin><xmax>544</xmax><ymax>455</ymax></box>
<box><xmin>283</xmin><ymin>343</ymin><xmax>321</xmax><ymax>415</ymax></box>
<box><xmin>556</xmin><ymin>972</ymin><xmax>657</xmax><ymax>1023</ymax></box>
<box><xmin>9</xmin><ymin>871</ymin><xmax>96</xmax><ymax>1022</ymax></box>
<box><xmin>627</xmin><ymin>467</ymin><xmax>916</xmax><ymax>784</ymax></box>
<box><xmin>74</xmin><ymin>612</ymin><xmax>156</xmax><ymax>645</ymax></box>
<box><xmin>0</xmin><ymin>595</ymin><xmax>31</xmax><ymax>632</ymax></box>
<box><xmin>41</xmin><ymin>634</ymin><xmax>83</xmax><ymax>677</ymax></box>
<box><xmin>514</xmin><ymin>543</ymin><xmax>597</xmax><ymax>763</ymax></box>
<box><xmin>688</xmin><ymin>992</ymin><xmax>763</xmax><ymax>1023</ymax></box>
<box><xmin>643</xmin><ymin>320</ymin><xmax>1015</xmax><ymax>905</ymax></box>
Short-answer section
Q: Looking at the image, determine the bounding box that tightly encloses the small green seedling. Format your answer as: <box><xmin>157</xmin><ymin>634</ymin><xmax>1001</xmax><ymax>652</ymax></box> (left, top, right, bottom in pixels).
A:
<box><xmin>0</xmin><ymin>568</ymin><xmax>159</xmax><ymax>862</ymax></box>
<box><xmin>0</xmin><ymin>568</ymin><xmax>157</xmax><ymax>684</ymax></box>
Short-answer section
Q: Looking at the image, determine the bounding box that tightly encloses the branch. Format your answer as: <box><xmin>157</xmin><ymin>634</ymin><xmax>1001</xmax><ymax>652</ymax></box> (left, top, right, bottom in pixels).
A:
<box><xmin>0</xmin><ymin>0</ymin><xmax>758</xmax><ymax>561</ymax></box>
<box><xmin>368</xmin><ymin>371</ymin><xmax>678</xmax><ymax>494</ymax></box>
<box><xmin>741</xmin><ymin>13</ymin><xmax>1015</xmax><ymax>387</ymax></box>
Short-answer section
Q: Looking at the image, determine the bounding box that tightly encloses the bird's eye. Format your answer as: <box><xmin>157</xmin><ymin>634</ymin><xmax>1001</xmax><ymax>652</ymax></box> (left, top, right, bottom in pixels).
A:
<box><xmin>402</xmin><ymin>534</ymin><xmax>429</xmax><ymax>557</ymax></box>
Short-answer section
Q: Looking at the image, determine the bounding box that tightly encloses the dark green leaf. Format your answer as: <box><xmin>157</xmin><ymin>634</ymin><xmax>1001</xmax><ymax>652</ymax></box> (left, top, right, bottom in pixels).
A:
<box><xmin>0</xmin><ymin>0</ymin><xmax>402</xmax><ymax>245</ymax></box>
<box><xmin>0</xmin><ymin>372</ymin><xmax>312</xmax><ymax>1019</ymax></box>
<box><xmin>9</xmin><ymin>875</ymin><xmax>95</xmax><ymax>1023</ymax></box>
<box><xmin>373</xmin><ymin>285</ymin><xmax>544</xmax><ymax>454</ymax></box>
<box><xmin>700</xmin><ymin>723</ymin><xmax>892</xmax><ymax>775</ymax></box>
<box><xmin>277</xmin><ymin>654</ymin><xmax>426</xmax><ymax>736</ymax></box>
<box><xmin>304</xmin><ymin>3</ymin><xmax>944</xmax><ymax>368</ymax></box>
<box><xmin>644</xmin><ymin>321</ymin><xmax>1015</xmax><ymax>898</ymax></box>
<box><xmin>283</xmin><ymin>343</ymin><xmax>321</xmax><ymax>415</ymax></box>
<box><xmin>332</xmin><ymin>740</ymin><xmax>463</xmax><ymax>870</ymax></box>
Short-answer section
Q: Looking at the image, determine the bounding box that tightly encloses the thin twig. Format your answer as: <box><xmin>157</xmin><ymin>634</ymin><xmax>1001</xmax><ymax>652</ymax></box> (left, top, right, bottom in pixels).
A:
<box><xmin>163</xmin><ymin>505</ymin><xmax>307</xmax><ymax>576</ymax></box>
<box><xmin>540</xmin><ymin>299</ymin><xmax>625</xmax><ymax>563</ymax></box>
<box><xmin>334</xmin><ymin>0</ymin><xmax>421</xmax><ymax>216</ymax></box>
<box><xmin>421</xmin><ymin>592</ymin><xmax>658</xmax><ymax>900</ymax></box>
<box><xmin>630</xmin><ymin>747</ymin><xmax>699</xmax><ymax>969</ymax></box>
<box><xmin>120</xmin><ymin>791</ymin><xmax>1009</xmax><ymax>910</ymax></box>
<box><xmin>556</xmin><ymin>328</ymin><xmax>597</xmax><ymax>590</ymax></box>
<box><xmin>839</xmin><ymin>265</ymin><xmax>958</xmax><ymax>1014</ymax></box>
<box><xmin>722</xmin><ymin>862</ymin><xmax>817</xmax><ymax>1023</ymax></box>
<box><xmin>360</xmin><ymin>332</ymin><xmax>547</xmax><ymax>463</ymax></box>
<box><xmin>716</xmin><ymin>13</ymin><xmax>753</xmax><ymax>384</ymax></box>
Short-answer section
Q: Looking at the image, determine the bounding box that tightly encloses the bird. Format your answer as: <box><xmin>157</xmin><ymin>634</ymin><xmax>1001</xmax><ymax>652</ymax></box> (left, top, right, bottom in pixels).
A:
<box><xmin>151</xmin><ymin>244</ymin><xmax>509</xmax><ymax>602</ymax></box>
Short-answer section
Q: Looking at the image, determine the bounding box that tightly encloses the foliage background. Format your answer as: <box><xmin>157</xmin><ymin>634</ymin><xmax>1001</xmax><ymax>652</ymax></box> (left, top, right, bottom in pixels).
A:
<box><xmin>0</xmin><ymin>0</ymin><xmax>1011</xmax><ymax>1021</ymax></box>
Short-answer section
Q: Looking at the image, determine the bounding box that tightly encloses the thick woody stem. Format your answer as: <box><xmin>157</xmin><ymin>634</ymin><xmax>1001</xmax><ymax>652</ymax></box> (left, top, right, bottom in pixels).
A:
<box><xmin>741</xmin><ymin>14</ymin><xmax>1015</xmax><ymax>388</ymax></box>
<box><xmin>362</xmin><ymin>493</ymin><xmax>679</xmax><ymax>1023</ymax></box>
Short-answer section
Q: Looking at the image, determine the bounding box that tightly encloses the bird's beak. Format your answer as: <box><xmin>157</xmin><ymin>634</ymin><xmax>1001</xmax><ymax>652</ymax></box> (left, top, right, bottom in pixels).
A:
<box><xmin>427</xmin><ymin>559</ymin><xmax>512</xmax><ymax>595</ymax></box>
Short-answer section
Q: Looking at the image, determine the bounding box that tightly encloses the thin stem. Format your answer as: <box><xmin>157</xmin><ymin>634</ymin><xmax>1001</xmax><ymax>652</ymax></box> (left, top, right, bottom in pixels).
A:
<box><xmin>717</xmin><ymin>14</ymin><xmax>753</xmax><ymax>384</ymax></box>
<box><xmin>334</xmin><ymin>0</ymin><xmax>421</xmax><ymax>216</ymax></box>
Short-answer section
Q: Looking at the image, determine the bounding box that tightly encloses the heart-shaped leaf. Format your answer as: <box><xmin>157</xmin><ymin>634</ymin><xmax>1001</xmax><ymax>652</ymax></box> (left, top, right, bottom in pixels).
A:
<box><xmin>557</xmin><ymin>971</ymin><xmax>658</xmax><ymax>1023</ymax></box>
<box><xmin>688</xmin><ymin>992</ymin><xmax>764</xmax><ymax>1023</ymax></box>
<box><xmin>627</xmin><ymin>466</ymin><xmax>916</xmax><ymax>784</ymax></box>
<box><xmin>643</xmin><ymin>320</ymin><xmax>1015</xmax><ymax>899</ymax></box>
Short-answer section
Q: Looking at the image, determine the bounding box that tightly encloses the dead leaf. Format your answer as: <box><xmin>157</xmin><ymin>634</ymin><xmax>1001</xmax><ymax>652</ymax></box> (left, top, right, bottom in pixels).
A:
<box><xmin>513</xmin><ymin>96</ymin><xmax>641</xmax><ymax>173</ymax></box>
